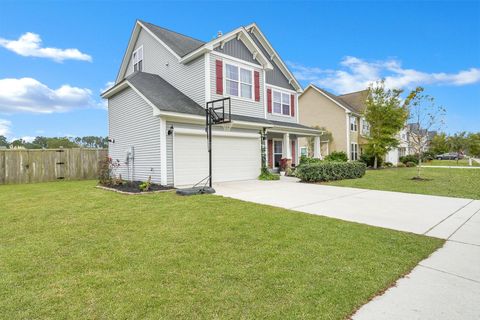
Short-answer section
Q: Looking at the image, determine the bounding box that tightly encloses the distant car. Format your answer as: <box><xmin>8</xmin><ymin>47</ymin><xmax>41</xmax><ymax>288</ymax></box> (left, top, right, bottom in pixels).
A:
<box><xmin>435</xmin><ymin>153</ymin><xmax>463</xmax><ymax>160</ymax></box>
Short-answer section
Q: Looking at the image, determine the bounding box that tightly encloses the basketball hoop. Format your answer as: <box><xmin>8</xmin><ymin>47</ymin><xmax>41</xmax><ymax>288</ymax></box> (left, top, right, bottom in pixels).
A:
<box><xmin>221</xmin><ymin>121</ymin><xmax>233</xmax><ymax>132</ymax></box>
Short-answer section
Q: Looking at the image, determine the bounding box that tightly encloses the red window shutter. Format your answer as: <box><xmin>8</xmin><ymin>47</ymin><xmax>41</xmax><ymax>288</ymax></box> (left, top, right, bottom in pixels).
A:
<box><xmin>291</xmin><ymin>140</ymin><xmax>296</xmax><ymax>165</ymax></box>
<box><xmin>268</xmin><ymin>139</ymin><xmax>273</xmax><ymax>168</ymax></box>
<box><xmin>254</xmin><ymin>71</ymin><xmax>260</xmax><ymax>102</ymax></box>
<box><xmin>267</xmin><ymin>88</ymin><xmax>272</xmax><ymax>113</ymax></box>
<box><xmin>290</xmin><ymin>94</ymin><xmax>295</xmax><ymax>117</ymax></box>
<box><xmin>215</xmin><ymin>60</ymin><xmax>223</xmax><ymax>95</ymax></box>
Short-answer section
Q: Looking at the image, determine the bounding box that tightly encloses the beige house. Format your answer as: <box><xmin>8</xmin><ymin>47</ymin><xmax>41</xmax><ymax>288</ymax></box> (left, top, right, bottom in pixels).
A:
<box><xmin>298</xmin><ymin>85</ymin><xmax>369</xmax><ymax>160</ymax></box>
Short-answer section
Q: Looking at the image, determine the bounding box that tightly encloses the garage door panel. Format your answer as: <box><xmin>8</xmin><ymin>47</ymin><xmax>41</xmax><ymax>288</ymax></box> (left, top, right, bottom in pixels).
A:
<box><xmin>174</xmin><ymin>133</ymin><xmax>260</xmax><ymax>186</ymax></box>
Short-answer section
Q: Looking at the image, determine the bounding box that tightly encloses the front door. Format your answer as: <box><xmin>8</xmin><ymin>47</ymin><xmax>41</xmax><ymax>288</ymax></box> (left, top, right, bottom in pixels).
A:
<box><xmin>273</xmin><ymin>140</ymin><xmax>282</xmax><ymax>168</ymax></box>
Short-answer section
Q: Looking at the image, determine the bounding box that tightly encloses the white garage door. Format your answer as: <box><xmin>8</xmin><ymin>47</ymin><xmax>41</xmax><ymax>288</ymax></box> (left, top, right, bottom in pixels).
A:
<box><xmin>174</xmin><ymin>132</ymin><xmax>261</xmax><ymax>187</ymax></box>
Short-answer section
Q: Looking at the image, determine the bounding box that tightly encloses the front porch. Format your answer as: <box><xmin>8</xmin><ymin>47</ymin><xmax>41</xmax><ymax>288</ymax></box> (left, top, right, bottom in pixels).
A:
<box><xmin>265</xmin><ymin>127</ymin><xmax>323</xmax><ymax>171</ymax></box>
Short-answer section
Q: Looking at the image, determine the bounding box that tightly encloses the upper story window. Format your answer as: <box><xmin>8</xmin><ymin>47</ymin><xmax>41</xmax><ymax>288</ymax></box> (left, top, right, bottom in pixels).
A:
<box><xmin>225</xmin><ymin>63</ymin><xmax>252</xmax><ymax>99</ymax></box>
<box><xmin>361</xmin><ymin>118</ymin><xmax>370</xmax><ymax>135</ymax></box>
<box><xmin>350</xmin><ymin>116</ymin><xmax>357</xmax><ymax>131</ymax></box>
<box><xmin>273</xmin><ymin>90</ymin><xmax>290</xmax><ymax>116</ymax></box>
<box><xmin>133</xmin><ymin>46</ymin><xmax>143</xmax><ymax>72</ymax></box>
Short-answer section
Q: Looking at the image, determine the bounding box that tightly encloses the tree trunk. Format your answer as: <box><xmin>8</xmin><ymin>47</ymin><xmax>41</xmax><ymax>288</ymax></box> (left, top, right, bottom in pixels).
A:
<box><xmin>374</xmin><ymin>156</ymin><xmax>378</xmax><ymax>169</ymax></box>
<box><xmin>417</xmin><ymin>153</ymin><xmax>422</xmax><ymax>178</ymax></box>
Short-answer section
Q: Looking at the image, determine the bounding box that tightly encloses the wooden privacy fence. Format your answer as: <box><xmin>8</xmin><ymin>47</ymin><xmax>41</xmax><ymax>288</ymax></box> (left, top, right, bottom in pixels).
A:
<box><xmin>0</xmin><ymin>148</ymin><xmax>107</xmax><ymax>184</ymax></box>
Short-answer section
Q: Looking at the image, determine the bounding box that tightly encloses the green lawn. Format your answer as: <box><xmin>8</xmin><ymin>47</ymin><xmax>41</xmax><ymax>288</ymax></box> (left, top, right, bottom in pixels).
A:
<box><xmin>427</xmin><ymin>159</ymin><xmax>480</xmax><ymax>167</ymax></box>
<box><xmin>0</xmin><ymin>181</ymin><xmax>443</xmax><ymax>319</ymax></box>
<box><xmin>326</xmin><ymin>167</ymin><xmax>480</xmax><ymax>199</ymax></box>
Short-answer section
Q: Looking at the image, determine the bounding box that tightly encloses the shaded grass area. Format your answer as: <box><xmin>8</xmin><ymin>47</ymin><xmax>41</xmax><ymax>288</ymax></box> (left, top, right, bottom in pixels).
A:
<box><xmin>326</xmin><ymin>167</ymin><xmax>480</xmax><ymax>199</ymax></box>
<box><xmin>427</xmin><ymin>159</ymin><xmax>480</xmax><ymax>167</ymax></box>
<box><xmin>0</xmin><ymin>181</ymin><xmax>443</xmax><ymax>319</ymax></box>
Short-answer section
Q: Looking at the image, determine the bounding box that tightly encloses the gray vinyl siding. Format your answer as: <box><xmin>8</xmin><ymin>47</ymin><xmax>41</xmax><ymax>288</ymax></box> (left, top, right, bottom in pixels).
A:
<box><xmin>108</xmin><ymin>87</ymin><xmax>162</xmax><ymax>183</ymax></box>
<box><xmin>250</xmin><ymin>33</ymin><xmax>295</xmax><ymax>91</ymax></box>
<box><xmin>125</xmin><ymin>28</ymin><xmax>206</xmax><ymax>107</ymax></box>
<box><xmin>213</xmin><ymin>38</ymin><xmax>260</xmax><ymax>65</ymax></box>
<box><xmin>210</xmin><ymin>52</ymin><xmax>265</xmax><ymax>119</ymax></box>
<box><xmin>166</xmin><ymin>122</ymin><xmax>174</xmax><ymax>186</ymax></box>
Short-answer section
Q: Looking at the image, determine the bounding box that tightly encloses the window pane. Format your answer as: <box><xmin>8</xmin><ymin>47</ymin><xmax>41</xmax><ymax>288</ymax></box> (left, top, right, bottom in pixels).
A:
<box><xmin>226</xmin><ymin>64</ymin><xmax>238</xmax><ymax>80</ymax></box>
<box><xmin>241</xmin><ymin>83</ymin><xmax>252</xmax><ymax>99</ymax></box>
<box><xmin>273</xmin><ymin>91</ymin><xmax>281</xmax><ymax>103</ymax></box>
<box><xmin>240</xmin><ymin>68</ymin><xmax>252</xmax><ymax>84</ymax></box>
<box><xmin>273</xmin><ymin>102</ymin><xmax>281</xmax><ymax>114</ymax></box>
<box><xmin>138</xmin><ymin>60</ymin><xmax>142</xmax><ymax>71</ymax></box>
<box><xmin>282</xmin><ymin>103</ymin><xmax>290</xmax><ymax>115</ymax></box>
<box><xmin>274</xmin><ymin>141</ymin><xmax>282</xmax><ymax>153</ymax></box>
<box><xmin>226</xmin><ymin>80</ymin><xmax>238</xmax><ymax>96</ymax></box>
<box><xmin>282</xmin><ymin>93</ymin><xmax>289</xmax><ymax>104</ymax></box>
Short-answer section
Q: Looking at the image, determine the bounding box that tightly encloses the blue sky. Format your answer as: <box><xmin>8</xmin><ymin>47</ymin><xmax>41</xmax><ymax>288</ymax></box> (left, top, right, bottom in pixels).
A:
<box><xmin>0</xmin><ymin>1</ymin><xmax>479</xmax><ymax>140</ymax></box>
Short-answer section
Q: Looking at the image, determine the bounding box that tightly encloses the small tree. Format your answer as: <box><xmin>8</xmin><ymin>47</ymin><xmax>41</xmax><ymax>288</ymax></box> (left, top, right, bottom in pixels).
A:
<box><xmin>447</xmin><ymin>132</ymin><xmax>469</xmax><ymax>164</ymax></box>
<box><xmin>0</xmin><ymin>135</ymin><xmax>8</xmax><ymax>148</ymax></box>
<box><xmin>467</xmin><ymin>132</ymin><xmax>480</xmax><ymax>157</ymax></box>
<box><xmin>407</xmin><ymin>88</ymin><xmax>446</xmax><ymax>178</ymax></box>
<box><xmin>363</xmin><ymin>81</ymin><xmax>410</xmax><ymax>168</ymax></box>
<box><xmin>429</xmin><ymin>132</ymin><xmax>449</xmax><ymax>155</ymax></box>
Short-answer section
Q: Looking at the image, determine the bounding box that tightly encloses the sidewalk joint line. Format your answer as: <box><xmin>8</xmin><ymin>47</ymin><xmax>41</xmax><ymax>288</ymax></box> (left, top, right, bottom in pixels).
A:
<box><xmin>288</xmin><ymin>190</ymin><xmax>371</xmax><ymax>210</ymax></box>
<box><xmin>447</xmin><ymin>239</ymin><xmax>480</xmax><ymax>247</ymax></box>
<box><xmin>418</xmin><ymin>265</ymin><xmax>480</xmax><ymax>284</ymax></box>
<box><xmin>423</xmin><ymin>199</ymin><xmax>475</xmax><ymax>235</ymax></box>
<box><xmin>447</xmin><ymin>206</ymin><xmax>480</xmax><ymax>240</ymax></box>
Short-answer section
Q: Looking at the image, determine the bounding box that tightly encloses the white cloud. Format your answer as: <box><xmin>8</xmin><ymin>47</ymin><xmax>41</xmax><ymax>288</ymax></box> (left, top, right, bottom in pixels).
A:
<box><xmin>0</xmin><ymin>77</ymin><xmax>95</xmax><ymax>113</ymax></box>
<box><xmin>101</xmin><ymin>81</ymin><xmax>114</xmax><ymax>93</ymax></box>
<box><xmin>0</xmin><ymin>32</ymin><xmax>92</xmax><ymax>62</ymax></box>
<box><xmin>288</xmin><ymin>57</ymin><xmax>480</xmax><ymax>94</ymax></box>
<box><xmin>0</xmin><ymin>119</ymin><xmax>11</xmax><ymax>136</ymax></box>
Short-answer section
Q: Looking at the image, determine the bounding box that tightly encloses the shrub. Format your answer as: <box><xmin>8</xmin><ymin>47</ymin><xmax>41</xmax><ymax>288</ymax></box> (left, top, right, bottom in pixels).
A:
<box><xmin>406</xmin><ymin>161</ymin><xmax>416</xmax><ymax>167</ymax></box>
<box><xmin>359</xmin><ymin>153</ymin><xmax>383</xmax><ymax>168</ymax></box>
<box><xmin>98</xmin><ymin>156</ymin><xmax>121</xmax><ymax>186</ymax></box>
<box><xmin>139</xmin><ymin>176</ymin><xmax>152</xmax><ymax>191</ymax></box>
<box><xmin>259</xmin><ymin>168</ymin><xmax>280</xmax><ymax>181</ymax></box>
<box><xmin>296</xmin><ymin>161</ymin><xmax>366</xmax><ymax>182</ymax></box>
<box><xmin>422</xmin><ymin>151</ymin><xmax>435</xmax><ymax>161</ymax></box>
<box><xmin>324</xmin><ymin>151</ymin><xmax>348</xmax><ymax>162</ymax></box>
<box><xmin>399</xmin><ymin>154</ymin><xmax>419</xmax><ymax>165</ymax></box>
<box><xmin>384</xmin><ymin>162</ymin><xmax>393</xmax><ymax>167</ymax></box>
<box><xmin>396</xmin><ymin>162</ymin><xmax>406</xmax><ymax>168</ymax></box>
<box><xmin>299</xmin><ymin>155</ymin><xmax>322</xmax><ymax>165</ymax></box>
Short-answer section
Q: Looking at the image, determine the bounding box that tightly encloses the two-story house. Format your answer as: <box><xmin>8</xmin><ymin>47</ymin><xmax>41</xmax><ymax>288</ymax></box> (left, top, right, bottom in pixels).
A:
<box><xmin>298</xmin><ymin>85</ymin><xmax>368</xmax><ymax>160</ymax></box>
<box><xmin>102</xmin><ymin>20</ymin><xmax>322</xmax><ymax>187</ymax></box>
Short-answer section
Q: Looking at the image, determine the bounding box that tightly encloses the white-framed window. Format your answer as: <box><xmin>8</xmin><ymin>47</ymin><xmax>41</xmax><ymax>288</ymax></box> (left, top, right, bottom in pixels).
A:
<box><xmin>300</xmin><ymin>147</ymin><xmax>308</xmax><ymax>157</ymax></box>
<box><xmin>273</xmin><ymin>90</ymin><xmax>290</xmax><ymax>116</ymax></box>
<box><xmin>133</xmin><ymin>46</ymin><xmax>143</xmax><ymax>72</ymax></box>
<box><xmin>225</xmin><ymin>63</ymin><xmax>253</xmax><ymax>99</ymax></box>
<box><xmin>350</xmin><ymin>116</ymin><xmax>357</xmax><ymax>132</ymax></box>
<box><xmin>273</xmin><ymin>140</ymin><xmax>283</xmax><ymax>168</ymax></box>
<box><xmin>351</xmin><ymin>143</ymin><xmax>358</xmax><ymax>160</ymax></box>
<box><xmin>361</xmin><ymin>118</ymin><xmax>370</xmax><ymax>135</ymax></box>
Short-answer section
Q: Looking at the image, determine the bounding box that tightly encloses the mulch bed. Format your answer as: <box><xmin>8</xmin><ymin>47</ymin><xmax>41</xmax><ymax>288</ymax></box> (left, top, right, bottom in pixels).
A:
<box><xmin>97</xmin><ymin>181</ymin><xmax>174</xmax><ymax>194</ymax></box>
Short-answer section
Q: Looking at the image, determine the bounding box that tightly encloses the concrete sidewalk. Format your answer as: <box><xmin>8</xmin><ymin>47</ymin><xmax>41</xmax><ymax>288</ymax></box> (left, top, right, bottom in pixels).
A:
<box><xmin>214</xmin><ymin>179</ymin><xmax>480</xmax><ymax>319</ymax></box>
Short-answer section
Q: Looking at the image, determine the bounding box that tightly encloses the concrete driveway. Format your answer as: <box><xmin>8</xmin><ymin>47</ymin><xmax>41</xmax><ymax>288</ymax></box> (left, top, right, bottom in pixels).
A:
<box><xmin>214</xmin><ymin>178</ymin><xmax>480</xmax><ymax>320</ymax></box>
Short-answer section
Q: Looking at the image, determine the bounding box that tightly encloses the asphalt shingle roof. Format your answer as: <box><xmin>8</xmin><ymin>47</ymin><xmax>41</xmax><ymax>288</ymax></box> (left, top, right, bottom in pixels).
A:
<box><xmin>125</xmin><ymin>72</ymin><xmax>319</xmax><ymax>132</ymax></box>
<box><xmin>139</xmin><ymin>20</ymin><xmax>205</xmax><ymax>57</ymax></box>
<box><xmin>126</xmin><ymin>72</ymin><xmax>205</xmax><ymax>116</ymax></box>
<box><xmin>311</xmin><ymin>85</ymin><xmax>368</xmax><ymax>115</ymax></box>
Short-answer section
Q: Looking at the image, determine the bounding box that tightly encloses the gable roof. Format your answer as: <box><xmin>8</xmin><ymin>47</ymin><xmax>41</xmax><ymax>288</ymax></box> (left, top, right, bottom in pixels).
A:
<box><xmin>139</xmin><ymin>20</ymin><xmax>205</xmax><ymax>57</ymax></box>
<box><xmin>304</xmin><ymin>85</ymin><xmax>367</xmax><ymax>115</ymax></box>
<box><xmin>104</xmin><ymin>72</ymin><xmax>319</xmax><ymax>133</ymax></box>
<box><xmin>245</xmin><ymin>23</ymin><xmax>302</xmax><ymax>92</ymax></box>
<box><xmin>338</xmin><ymin>90</ymin><xmax>369</xmax><ymax>114</ymax></box>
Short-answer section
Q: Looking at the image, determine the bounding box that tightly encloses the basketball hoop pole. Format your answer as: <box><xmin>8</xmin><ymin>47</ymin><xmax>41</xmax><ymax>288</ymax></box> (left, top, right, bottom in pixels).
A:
<box><xmin>207</xmin><ymin>108</ymin><xmax>213</xmax><ymax>188</ymax></box>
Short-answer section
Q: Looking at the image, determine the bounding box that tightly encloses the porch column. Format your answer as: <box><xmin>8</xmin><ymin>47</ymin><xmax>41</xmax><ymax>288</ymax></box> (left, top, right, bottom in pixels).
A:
<box><xmin>283</xmin><ymin>133</ymin><xmax>291</xmax><ymax>159</ymax></box>
<box><xmin>314</xmin><ymin>136</ymin><xmax>322</xmax><ymax>159</ymax></box>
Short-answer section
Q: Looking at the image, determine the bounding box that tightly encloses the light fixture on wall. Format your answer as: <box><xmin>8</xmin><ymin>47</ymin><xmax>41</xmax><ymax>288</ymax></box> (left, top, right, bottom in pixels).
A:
<box><xmin>167</xmin><ymin>125</ymin><xmax>174</xmax><ymax>135</ymax></box>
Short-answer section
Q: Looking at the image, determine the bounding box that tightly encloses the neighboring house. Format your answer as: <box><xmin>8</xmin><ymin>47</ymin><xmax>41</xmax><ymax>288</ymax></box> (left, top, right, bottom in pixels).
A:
<box><xmin>298</xmin><ymin>85</ymin><xmax>368</xmax><ymax>161</ymax></box>
<box><xmin>299</xmin><ymin>85</ymin><xmax>412</xmax><ymax>164</ymax></box>
<box><xmin>102</xmin><ymin>20</ymin><xmax>322</xmax><ymax>187</ymax></box>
